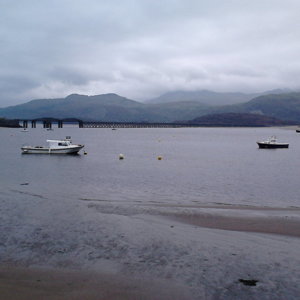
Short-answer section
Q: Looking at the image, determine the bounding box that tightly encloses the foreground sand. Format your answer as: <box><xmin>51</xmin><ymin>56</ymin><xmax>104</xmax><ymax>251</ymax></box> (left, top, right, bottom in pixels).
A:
<box><xmin>1</xmin><ymin>190</ymin><xmax>300</xmax><ymax>299</ymax></box>
<box><xmin>0</xmin><ymin>266</ymin><xmax>192</xmax><ymax>300</ymax></box>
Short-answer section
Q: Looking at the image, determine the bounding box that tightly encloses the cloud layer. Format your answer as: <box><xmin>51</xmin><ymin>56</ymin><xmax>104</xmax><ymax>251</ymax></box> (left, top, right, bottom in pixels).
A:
<box><xmin>1</xmin><ymin>0</ymin><xmax>300</xmax><ymax>106</ymax></box>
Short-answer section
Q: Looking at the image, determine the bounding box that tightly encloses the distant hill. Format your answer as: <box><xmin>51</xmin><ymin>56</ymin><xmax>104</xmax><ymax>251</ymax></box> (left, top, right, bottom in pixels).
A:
<box><xmin>209</xmin><ymin>92</ymin><xmax>300</xmax><ymax>122</ymax></box>
<box><xmin>1</xmin><ymin>91</ymin><xmax>300</xmax><ymax>124</ymax></box>
<box><xmin>145</xmin><ymin>101</ymin><xmax>212</xmax><ymax>122</ymax></box>
<box><xmin>146</xmin><ymin>89</ymin><xmax>292</xmax><ymax>106</ymax></box>
<box><xmin>0</xmin><ymin>93</ymin><xmax>219</xmax><ymax>122</ymax></box>
<box><xmin>0</xmin><ymin>93</ymin><xmax>159</xmax><ymax>122</ymax></box>
<box><xmin>185</xmin><ymin>113</ymin><xmax>294</xmax><ymax>126</ymax></box>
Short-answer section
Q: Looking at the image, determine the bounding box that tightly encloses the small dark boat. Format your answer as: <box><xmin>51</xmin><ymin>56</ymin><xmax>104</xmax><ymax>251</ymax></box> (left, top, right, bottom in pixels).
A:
<box><xmin>296</xmin><ymin>129</ymin><xmax>300</xmax><ymax>133</ymax></box>
<box><xmin>257</xmin><ymin>136</ymin><xmax>289</xmax><ymax>149</ymax></box>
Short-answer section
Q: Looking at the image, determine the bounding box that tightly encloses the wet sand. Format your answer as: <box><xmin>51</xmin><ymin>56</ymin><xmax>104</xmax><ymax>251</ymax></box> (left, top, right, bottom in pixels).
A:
<box><xmin>1</xmin><ymin>194</ymin><xmax>300</xmax><ymax>300</ymax></box>
<box><xmin>1</xmin><ymin>211</ymin><xmax>300</xmax><ymax>300</ymax></box>
<box><xmin>167</xmin><ymin>211</ymin><xmax>300</xmax><ymax>237</ymax></box>
<box><xmin>0</xmin><ymin>266</ymin><xmax>192</xmax><ymax>300</ymax></box>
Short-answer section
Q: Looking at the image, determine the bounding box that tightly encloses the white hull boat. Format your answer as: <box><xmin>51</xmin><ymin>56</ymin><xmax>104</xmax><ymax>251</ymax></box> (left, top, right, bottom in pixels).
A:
<box><xmin>21</xmin><ymin>137</ymin><xmax>84</xmax><ymax>154</ymax></box>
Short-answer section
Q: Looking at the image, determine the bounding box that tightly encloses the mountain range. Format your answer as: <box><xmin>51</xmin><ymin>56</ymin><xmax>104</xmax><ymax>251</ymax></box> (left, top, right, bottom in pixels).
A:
<box><xmin>0</xmin><ymin>90</ymin><xmax>300</xmax><ymax>124</ymax></box>
<box><xmin>186</xmin><ymin>113</ymin><xmax>294</xmax><ymax>126</ymax></box>
<box><xmin>145</xmin><ymin>89</ymin><xmax>292</xmax><ymax>105</ymax></box>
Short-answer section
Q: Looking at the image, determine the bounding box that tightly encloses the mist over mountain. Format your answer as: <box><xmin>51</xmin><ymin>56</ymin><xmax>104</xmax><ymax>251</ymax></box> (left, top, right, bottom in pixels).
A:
<box><xmin>185</xmin><ymin>113</ymin><xmax>293</xmax><ymax>126</ymax></box>
<box><xmin>0</xmin><ymin>93</ymin><xmax>156</xmax><ymax>122</ymax></box>
<box><xmin>145</xmin><ymin>89</ymin><xmax>293</xmax><ymax>106</ymax></box>
<box><xmin>209</xmin><ymin>92</ymin><xmax>300</xmax><ymax>122</ymax></box>
<box><xmin>0</xmin><ymin>90</ymin><xmax>300</xmax><ymax>124</ymax></box>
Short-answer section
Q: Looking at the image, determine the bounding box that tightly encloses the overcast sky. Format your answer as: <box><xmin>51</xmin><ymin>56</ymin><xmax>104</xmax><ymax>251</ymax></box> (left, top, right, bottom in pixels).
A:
<box><xmin>1</xmin><ymin>0</ymin><xmax>300</xmax><ymax>106</ymax></box>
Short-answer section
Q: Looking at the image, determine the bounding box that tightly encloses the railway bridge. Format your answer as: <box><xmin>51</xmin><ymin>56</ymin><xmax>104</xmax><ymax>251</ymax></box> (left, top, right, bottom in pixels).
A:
<box><xmin>20</xmin><ymin>118</ymin><xmax>83</xmax><ymax>129</ymax></box>
<box><xmin>19</xmin><ymin>119</ymin><xmax>198</xmax><ymax>128</ymax></box>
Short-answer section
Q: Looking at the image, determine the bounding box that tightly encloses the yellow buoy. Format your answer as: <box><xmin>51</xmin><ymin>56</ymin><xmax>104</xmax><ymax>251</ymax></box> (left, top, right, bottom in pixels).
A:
<box><xmin>119</xmin><ymin>154</ymin><xmax>124</xmax><ymax>160</ymax></box>
<box><xmin>157</xmin><ymin>156</ymin><xmax>162</xmax><ymax>160</ymax></box>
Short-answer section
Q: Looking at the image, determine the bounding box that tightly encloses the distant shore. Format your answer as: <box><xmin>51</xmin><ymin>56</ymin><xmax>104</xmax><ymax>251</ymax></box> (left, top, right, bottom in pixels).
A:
<box><xmin>0</xmin><ymin>118</ymin><xmax>21</xmax><ymax>128</ymax></box>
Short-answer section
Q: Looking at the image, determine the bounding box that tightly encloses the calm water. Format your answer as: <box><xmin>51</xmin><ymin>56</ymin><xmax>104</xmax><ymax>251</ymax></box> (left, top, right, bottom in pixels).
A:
<box><xmin>1</xmin><ymin>126</ymin><xmax>300</xmax><ymax>207</ymax></box>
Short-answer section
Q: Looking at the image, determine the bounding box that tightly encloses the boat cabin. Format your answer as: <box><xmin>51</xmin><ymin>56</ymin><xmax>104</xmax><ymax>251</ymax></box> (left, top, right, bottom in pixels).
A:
<box><xmin>47</xmin><ymin>139</ymin><xmax>72</xmax><ymax>148</ymax></box>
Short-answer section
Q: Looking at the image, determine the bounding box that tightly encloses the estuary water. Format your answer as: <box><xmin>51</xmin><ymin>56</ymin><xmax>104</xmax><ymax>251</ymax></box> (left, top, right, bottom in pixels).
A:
<box><xmin>1</xmin><ymin>126</ymin><xmax>300</xmax><ymax>300</ymax></box>
<box><xmin>1</xmin><ymin>126</ymin><xmax>299</xmax><ymax>208</ymax></box>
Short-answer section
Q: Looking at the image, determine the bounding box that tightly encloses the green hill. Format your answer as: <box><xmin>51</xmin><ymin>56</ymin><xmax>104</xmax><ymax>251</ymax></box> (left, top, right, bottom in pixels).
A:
<box><xmin>240</xmin><ymin>93</ymin><xmax>300</xmax><ymax>121</ymax></box>
<box><xmin>145</xmin><ymin>101</ymin><xmax>212</xmax><ymax>122</ymax></box>
<box><xmin>0</xmin><ymin>94</ymin><xmax>215</xmax><ymax>122</ymax></box>
<box><xmin>208</xmin><ymin>93</ymin><xmax>300</xmax><ymax>122</ymax></box>
<box><xmin>0</xmin><ymin>93</ymin><xmax>157</xmax><ymax>122</ymax></box>
<box><xmin>186</xmin><ymin>113</ymin><xmax>293</xmax><ymax>126</ymax></box>
<box><xmin>146</xmin><ymin>89</ymin><xmax>291</xmax><ymax>106</ymax></box>
<box><xmin>1</xmin><ymin>92</ymin><xmax>300</xmax><ymax>124</ymax></box>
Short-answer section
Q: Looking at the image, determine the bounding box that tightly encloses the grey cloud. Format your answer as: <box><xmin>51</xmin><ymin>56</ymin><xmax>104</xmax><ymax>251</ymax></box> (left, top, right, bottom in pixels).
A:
<box><xmin>48</xmin><ymin>67</ymin><xmax>94</xmax><ymax>86</ymax></box>
<box><xmin>0</xmin><ymin>75</ymin><xmax>40</xmax><ymax>94</ymax></box>
<box><xmin>0</xmin><ymin>0</ymin><xmax>300</xmax><ymax>106</ymax></box>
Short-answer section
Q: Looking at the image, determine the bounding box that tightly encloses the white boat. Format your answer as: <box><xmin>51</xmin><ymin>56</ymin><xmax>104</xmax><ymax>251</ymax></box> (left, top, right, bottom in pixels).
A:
<box><xmin>257</xmin><ymin>136</ymin><xmax>289</xmax><ymax>149</ymax></box>
<box><xmin>21</xmin><ymin>137</ymin><xmax>84</xmax><ymax>154</ymax></box>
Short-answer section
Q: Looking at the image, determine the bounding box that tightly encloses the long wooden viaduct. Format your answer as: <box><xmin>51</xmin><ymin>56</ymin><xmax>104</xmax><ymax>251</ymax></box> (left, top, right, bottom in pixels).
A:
<box><xmin>19</xmin><ymin>118</ymin><xmax>199</xmax><ymax>128</ymax></box>
<box><xmin>20</xmin><ymin>118</ymin><xmax>84</xmax><ymax>129</ymax></box>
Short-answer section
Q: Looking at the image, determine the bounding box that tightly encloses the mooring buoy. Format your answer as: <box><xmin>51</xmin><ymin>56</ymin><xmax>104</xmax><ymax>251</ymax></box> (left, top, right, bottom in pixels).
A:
<box><xmin>157</xmin><ymin>156</ymin><xmax>162</xmax><ymax>160</ymax></box>
<box><xmin>119</xmin><ymin>154</ymin><xmax>124</xmax><ymax>160</ymax></box>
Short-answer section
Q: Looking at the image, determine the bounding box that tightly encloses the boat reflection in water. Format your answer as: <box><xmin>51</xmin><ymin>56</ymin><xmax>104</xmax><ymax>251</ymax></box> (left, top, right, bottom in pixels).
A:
<box><xmin>257</xmin><ymin>136</ymin><xmax>289</xmax><ymax>149</ymax></box>
<box><xmin>21</xmin><ymin>136</ymin><xmax>84</xmax><ymax>154</ymax></box>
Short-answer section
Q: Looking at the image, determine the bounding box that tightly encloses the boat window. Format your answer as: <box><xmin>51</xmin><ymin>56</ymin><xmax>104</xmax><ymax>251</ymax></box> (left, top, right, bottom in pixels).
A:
<box><xmin>58</xmin><ymin>142</ymin><xmax>68</xmax><ymax>146</ymax></box>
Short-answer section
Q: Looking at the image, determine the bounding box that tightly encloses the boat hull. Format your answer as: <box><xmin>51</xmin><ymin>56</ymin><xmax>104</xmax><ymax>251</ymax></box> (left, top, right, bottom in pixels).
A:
<box><xmin>257</xmin><ymin>142</ymin><xmax>289</xmax><ymax>149</ymax></box>
<box><xmin>21</xmin><ymin>145</ymin><xmax>84</xmax><ymax>154</ymax></box>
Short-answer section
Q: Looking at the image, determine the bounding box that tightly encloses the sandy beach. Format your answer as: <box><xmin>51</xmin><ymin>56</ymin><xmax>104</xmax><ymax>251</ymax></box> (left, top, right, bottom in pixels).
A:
<box><xmin>1</xmin><ymin>195</ymin><xmax>300</xmax><ymax>300</ymax></box>
<box><xmin>165</xmin><ymin>206</ymin><xmax>300</xmax><ymax>237</ymax></box>
<box><xmin>0</xmin><ymin>266</ymin><xmax>193</xmax><ymax>300</ymax></box>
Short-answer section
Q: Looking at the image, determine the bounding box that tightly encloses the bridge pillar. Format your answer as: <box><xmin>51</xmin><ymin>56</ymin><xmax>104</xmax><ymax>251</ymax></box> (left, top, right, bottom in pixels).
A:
<box><xmin>31</xmin><ymin>120</ymin><xmax>36</xmax><ymax>128</ymax></box>
<box><xmin>43</xmin><ymin>121</ymin><xmax>52</xmax><ymax>128</ymax></box>
<box><xmin>23</xmin><ymin>120</ymin><xmax>28</xmax><ymax>128</ymax></box>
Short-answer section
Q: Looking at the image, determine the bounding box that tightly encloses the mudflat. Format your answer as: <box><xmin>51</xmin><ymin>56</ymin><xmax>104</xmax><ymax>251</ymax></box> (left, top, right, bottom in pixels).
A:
<box><xmin>165</xmin><ymin>209</ymin><xmax>300</xmax><ymax>237</ymax></box>
<box><xmin>0</xmin><ymin>266</ymin><xmax>192</xmax><ymax>300</ymax></box>
<box><xmin>1</xmin><ymin>195</ymin><xmax>300</xmax><ymax>300</ymax></box>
